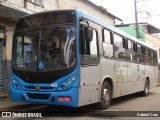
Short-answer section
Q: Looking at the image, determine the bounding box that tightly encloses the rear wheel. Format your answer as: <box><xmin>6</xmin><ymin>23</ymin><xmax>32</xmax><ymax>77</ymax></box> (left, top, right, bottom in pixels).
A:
<box><xmin>141</xmin><ymin>80</ymin><xmax>149</xmax><ymax>96</ymax></box>
<box><xmin>97</xmin><ymin>81</ymin><xmax>112</xmax><ymax>110</ymax></box>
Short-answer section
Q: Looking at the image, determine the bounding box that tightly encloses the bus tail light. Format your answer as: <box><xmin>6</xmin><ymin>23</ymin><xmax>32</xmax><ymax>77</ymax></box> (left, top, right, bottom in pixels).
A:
<box><xmin>58</xmin><ymin>96</ymin><xmax>72</xmax><ymax>102</ymax></box>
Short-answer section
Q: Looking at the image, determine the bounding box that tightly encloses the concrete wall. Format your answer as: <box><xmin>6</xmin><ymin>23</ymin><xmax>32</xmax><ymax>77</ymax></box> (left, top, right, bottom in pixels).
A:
<box><xmin>0</xmin><ymin>17</ymin><xmax>15</xmax><ymax>93</ymax></box>
<box><xmin>4</xmin><ymin>0</ymin><xmax>115</xmax><ymax>25</ymax></box>
<box><xmin>0</xmin><ymin>17</ymin><xmax>15</xmax><ymax>60</ymax></box>
<box><xmin>25</xmin><ymin>0</ymin><xmax>57</xmax><ymax>12</ymax></box>
<box><xmin>57</xmin><ymin>0</ymin><xmax>114</xmax><ymax>25</ymax></box>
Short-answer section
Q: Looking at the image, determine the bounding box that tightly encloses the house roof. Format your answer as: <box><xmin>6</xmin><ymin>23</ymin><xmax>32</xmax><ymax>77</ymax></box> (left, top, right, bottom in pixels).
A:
<box><xmin>141</xmin><ymin>22</ymin><xmax>160</xmax><ymax>34</ymax></box>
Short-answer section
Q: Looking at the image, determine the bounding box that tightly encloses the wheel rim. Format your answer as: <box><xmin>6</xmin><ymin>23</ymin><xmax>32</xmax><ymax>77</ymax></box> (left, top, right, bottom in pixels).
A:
<box><xmin>103</xmin><ymin>88</ymin><xmax>110</xmax><ymax>104</ymax></box>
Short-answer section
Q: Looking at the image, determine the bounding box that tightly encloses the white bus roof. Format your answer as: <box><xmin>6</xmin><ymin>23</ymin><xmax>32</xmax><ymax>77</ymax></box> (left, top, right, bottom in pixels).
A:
<box><xmin>77</xmin><ymin>9</ymin><xmax>156</xmax><ymax>51</ymax></box>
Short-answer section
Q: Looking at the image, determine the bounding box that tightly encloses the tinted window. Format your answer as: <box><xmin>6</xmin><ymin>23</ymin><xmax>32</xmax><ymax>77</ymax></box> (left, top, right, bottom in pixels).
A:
<box><xmin>137</xmin><ymin>44</ymin><xmax>144</xmax><ymax>63</ymax></box>
<box><xmin>103</xmin><ymin>29</ymin><xmax>114</xmax><ymax>58</ymax></box>
<box><xmin>114</xmin><ymin>34</ymin><xmax>127</xmax><ymax>60</ymax></box>
<box><xmin>144</xmin><ymin>48</ymin><xmax>150</xmax><ymax>65</ymax></box>
<box><xmin>80</xmin><ymin>25</ymin><xmax>99</xmax><ymax>66</ymax></box>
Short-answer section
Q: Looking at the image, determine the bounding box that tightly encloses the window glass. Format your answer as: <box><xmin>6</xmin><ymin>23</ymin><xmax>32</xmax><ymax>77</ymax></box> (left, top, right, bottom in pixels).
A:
<box><xmin>14</xmin><ymin>26</ymin><xmax>76</xmax><ymax>72</ymax></box>
<box><xmin>103</xmin><ymin>30</ymin><xmax>114</xmax><ymax>58</ymax></box>
<box><xmin>127</xmin><ymin>40</ymin><xmax>132</xmax><ymax>61</ymax></box>
<box><xmin>127</xmin><ymin>40</ymin><xmax>137</xmax><ymax>62</ymax></box>
<box><xmin>144</xmin><ymin>48</ymin><xmax>150</xmax><ymax>65</ymax></box>
<box><xmin>28</xmin><ymin>0</ymin><xmax>43</xmax><ymax>6</ymax></box>
<box><xmin>132</xmin><ymin>42</ymin><xmax>137</xmax><ymax>62</ymax></box>
<box><xmin>90</xmin><ymin>30</ymin><xmax>98</xmax><ymax>57</ymax></box>
<box><xmin>137</xmin><ymin>44</ymin><xmax>144</xmax><ymax>63</ymax></box>
<box><xmin>104</xmin><ymin>30</ymin><xmax>111</xmax><ymax>44</ymax></box>
<box><xmin>80</xmin><ymin>25</ymin><xmax>99</xmax><ymax>66</ymax></box>
<box><xmin>114</xmin><ymin>34</ymin><xmax>127</xmax><ymax>60</ymax></box>
<box><xmin>16</xmin><ymin>37</ymin><xmax>23</xmax><ymax>66</ymax></box>
<box><xmin>153</xmin><ymin>51</ymin><xmax>158</xmax><ymax>66</ymax></box>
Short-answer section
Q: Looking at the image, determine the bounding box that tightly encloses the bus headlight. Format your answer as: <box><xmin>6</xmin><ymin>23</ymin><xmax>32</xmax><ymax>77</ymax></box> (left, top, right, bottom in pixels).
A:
<box><xmin>61</xmin><ymin>85</ymin><xmax>67</xmax><ymax>90</ymax></box>
<box><xmin>11</xmin><ymin>78</ymin><xmax>21</xmax><ymax>89</ymax></box>
<box><xmin>56</xmin><ymin>77</ymin><xmax>77</xmax><ymax>91</ymax></box>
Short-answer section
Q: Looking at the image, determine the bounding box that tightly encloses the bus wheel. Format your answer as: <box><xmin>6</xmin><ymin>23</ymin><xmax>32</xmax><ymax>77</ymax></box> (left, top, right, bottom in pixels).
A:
<box><xmin>97</xmin><ymin>81</ymin><xmax>112</xmax><ymax>110</ymax></box>
<box><xmin>141</xmin><ymin>80</ymin><xmax>149</xmax><ymax>96</ymax></box>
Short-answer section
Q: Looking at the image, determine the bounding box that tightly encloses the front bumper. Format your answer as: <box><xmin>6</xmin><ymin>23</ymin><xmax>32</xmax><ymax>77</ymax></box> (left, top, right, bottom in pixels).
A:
<box><xmin>10</xmin><ymin>85</ymin><xmax>79</xmax><ymax>107</ymax></box>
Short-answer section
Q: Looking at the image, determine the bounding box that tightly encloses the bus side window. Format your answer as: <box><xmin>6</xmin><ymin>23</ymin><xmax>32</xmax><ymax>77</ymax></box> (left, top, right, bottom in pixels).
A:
<box><xmin>137</xmin><ymin>44</ymin><xmax>144</xmax><ymax>64</ymax></box>
<box><xmin>127</xmin><ymin>40</ymin><xmax>132</xmax><ymax>61</ymax></box>
<box><xmin>103</xmin><ymin>29</ymin><xmax>114</xmax><ymax>58</ymax></box>
<box><xmin>15</xmin><ymin>36</ymin><xmax>23</xmax><ymax>67</ymax></box>
<box><xmin>113</xmin><ymin>34</ymin><xmax>127</xmax><ymax>60</ymax></box>
<box><xmin>132</xmin><ymin>42</ymin><xmax>137</xmax><ymax>62</ymax></box>
<box><xmin>150</xmin><ymin>50</ymin><xmax>154</xmax><ymax>66</ymax></box>
<box><xmin>154</xmin><ymin>51</ymin><xmax>158</xmax><ymax>66</ymax></box>
<box><xmin>141</xmin><ymin>46</ymin><xmax>145</xmax><ymax>63</ymax></box>
<box><xmin>144</xmin><ymin>48</ymin><xmax>150</xmax><ymax>65</ymax></box>
<box><xmin>80</xmin><ymin>25</ymin><xmax>99</xmax><ymax>66</ymax></box>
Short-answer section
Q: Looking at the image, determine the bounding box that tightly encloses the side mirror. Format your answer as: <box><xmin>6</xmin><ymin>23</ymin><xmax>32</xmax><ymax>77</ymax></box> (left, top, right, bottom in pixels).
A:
<box><xmin>86</xmin><ymin>29</ymin><xmax>93</xmax><ymax>42</ymax></box>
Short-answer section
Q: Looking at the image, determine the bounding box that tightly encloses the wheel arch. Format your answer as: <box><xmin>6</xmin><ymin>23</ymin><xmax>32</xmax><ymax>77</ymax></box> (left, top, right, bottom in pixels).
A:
<box><xmin>101</xmin><ymin>76</ymin><xmax>114</xmax><ymax>98</ymax></box>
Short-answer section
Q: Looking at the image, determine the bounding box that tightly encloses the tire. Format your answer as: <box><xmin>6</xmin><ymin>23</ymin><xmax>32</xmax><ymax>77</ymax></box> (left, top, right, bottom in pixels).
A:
<box><xmin>141</xmin><ymin>80</ymin><xmax>149</xmax><ymax>96</ymax></box>
<box><xmin>97</xmin><ymin>81</ymin><xmax>112</xmax><ymax>110</ymax></box>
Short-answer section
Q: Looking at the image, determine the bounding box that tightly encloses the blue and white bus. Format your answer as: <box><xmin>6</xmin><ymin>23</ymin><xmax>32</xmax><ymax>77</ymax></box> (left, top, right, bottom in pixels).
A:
<box><xmin>10</xmin><ymin>9</ymin><xmax>158</xmax><ymax>109</ymax></box>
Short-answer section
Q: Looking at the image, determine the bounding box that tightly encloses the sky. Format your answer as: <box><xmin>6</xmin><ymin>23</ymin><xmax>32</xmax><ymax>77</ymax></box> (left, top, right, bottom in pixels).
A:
<box><xmin>90</xmin><ymin>0</ymin><xmax>160</xmax><ymax>28</ymax></box>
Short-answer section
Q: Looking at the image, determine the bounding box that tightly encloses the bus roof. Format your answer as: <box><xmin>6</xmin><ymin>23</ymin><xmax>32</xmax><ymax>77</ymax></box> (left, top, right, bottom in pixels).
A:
<box><xmin>76</xmin><ymin>9</ymin><xmax>156</xmax><ymax>51</ymax></box>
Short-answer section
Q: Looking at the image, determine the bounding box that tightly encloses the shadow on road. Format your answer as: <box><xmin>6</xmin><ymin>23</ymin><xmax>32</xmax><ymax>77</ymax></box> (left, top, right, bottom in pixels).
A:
<box><xmin>111</xmin><ymin>91</ymin><xmax>155</xmax><ymax>106</ymax></box>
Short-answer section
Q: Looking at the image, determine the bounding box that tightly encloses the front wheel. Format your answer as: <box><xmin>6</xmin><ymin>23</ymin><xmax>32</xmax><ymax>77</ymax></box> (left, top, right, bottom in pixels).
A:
<box><xmin>97</xmin><ymin>81</ymin><xmax>112</xmax><ymax>110</ymax></box>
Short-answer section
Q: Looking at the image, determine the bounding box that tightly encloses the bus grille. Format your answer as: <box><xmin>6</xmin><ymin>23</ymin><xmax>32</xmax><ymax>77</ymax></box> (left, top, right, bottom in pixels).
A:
<box><xmin>27</xmin><ymin>93</ymin><xmax>50</xmax><ymax>100</ymax></box>
<box><xmin>25</xmin><ymin>86</ymin><xmax>53</xmax><ymax>90</ymax></box>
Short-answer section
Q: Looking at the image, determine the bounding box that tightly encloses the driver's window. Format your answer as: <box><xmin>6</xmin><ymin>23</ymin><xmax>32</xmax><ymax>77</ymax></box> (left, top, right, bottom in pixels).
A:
<box><xmin>80</xmin><ymin>25</ymin><xmax>99</xmax><ymax>66</ymax></box>
<box><xmin>90</xmin><ymin>30</ymin><xmax>98</xmax><ymax>57</ymax></box>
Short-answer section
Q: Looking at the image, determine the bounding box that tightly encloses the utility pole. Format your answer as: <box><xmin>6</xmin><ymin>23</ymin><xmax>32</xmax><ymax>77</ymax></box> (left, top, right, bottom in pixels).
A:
<box><xmin>134</xmin><ymin>0</ymin><xmax>140</xmax><ymax>39</ymax></box>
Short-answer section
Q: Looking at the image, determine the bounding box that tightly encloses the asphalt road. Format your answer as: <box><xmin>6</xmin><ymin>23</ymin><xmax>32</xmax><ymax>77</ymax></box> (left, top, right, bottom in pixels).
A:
<box><xmin>1</xmin><ymin>86</ymin><xmax>160</xmax><ymax>120</ymax></box>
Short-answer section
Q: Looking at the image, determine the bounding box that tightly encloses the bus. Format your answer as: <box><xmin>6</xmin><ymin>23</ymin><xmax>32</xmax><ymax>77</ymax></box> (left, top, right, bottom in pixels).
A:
<box><xmin>10</xmin><ymin>9</ymin><xmax>158</xmax><ymax>110</ymax></box>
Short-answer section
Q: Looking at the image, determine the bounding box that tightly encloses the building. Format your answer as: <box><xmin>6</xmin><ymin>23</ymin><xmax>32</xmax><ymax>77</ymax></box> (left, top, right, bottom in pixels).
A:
<box><xmin>0</xmin><ymin>0</ymin><xmax>121</xmax><ymax>97</ymax></box>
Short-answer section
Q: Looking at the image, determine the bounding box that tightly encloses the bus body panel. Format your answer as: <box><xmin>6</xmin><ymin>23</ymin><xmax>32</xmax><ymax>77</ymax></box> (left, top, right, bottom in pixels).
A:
<box><xmin>10</xmin><ymin>84</ymin><xmax>79</xmax><ymax>107</ymax></box>
<box><xmin>145</xmin><ymin>65</ymin><xmax>158</xmax><ymax>89</ymax></box>
<box><xmin>10</xmin><ymin>65</ymin><xmax>80</xmax><ymax>107</ymax></box>
<box><xmin>78</xmin><ymin>65</ymin><xmax>100</xmax><ymax>106</ymax></box>
<box><xmin>100</xmin><ymin>58</ymin><xmax>129</xmax><ymax>98</ymax></box>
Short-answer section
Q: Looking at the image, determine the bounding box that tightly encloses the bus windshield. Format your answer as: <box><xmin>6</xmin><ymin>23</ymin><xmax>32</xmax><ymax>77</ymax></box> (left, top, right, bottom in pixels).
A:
<box><xmin>13</xmin><ymin>26</ymin><xmax>76</xmax><ymax>72</ymax></box>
